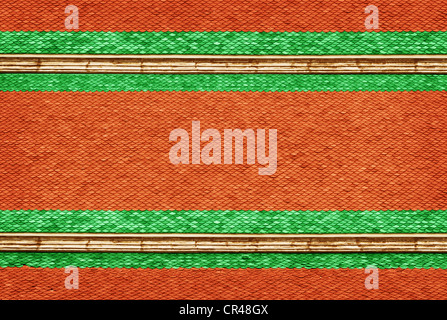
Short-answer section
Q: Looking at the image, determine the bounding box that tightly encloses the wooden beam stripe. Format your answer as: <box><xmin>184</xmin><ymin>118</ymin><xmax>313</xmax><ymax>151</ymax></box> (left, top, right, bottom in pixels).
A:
<box><xmin>3</xmin><ymin>55</ymin><xmax>447</xmax><ymax>74</ymax></box>
<box><xmin>3</xmin><ymin>233</ymin><xmax>447</xmax><ymax>253</ymax></box>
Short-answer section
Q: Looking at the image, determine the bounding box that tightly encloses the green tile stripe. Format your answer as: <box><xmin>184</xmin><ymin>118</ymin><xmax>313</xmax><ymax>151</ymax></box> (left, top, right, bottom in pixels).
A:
<box><xmin>2</xmin><ymin>210</ymin><xmax>447</xmax><ymax>234</ymax></box>
<box><xmin>1</xmin><ymin>31</ymin><xmax>447</xmax><ymax>55</ymax></box>
<box><xmin>1</xmin><ymin>74</ymin><xmax>447</xmax><ymax>92</ymax></box>
<box><xmin>1</xmin><ymin>252</ymin><xmax>446</xmax><ymax>269</ymax></box>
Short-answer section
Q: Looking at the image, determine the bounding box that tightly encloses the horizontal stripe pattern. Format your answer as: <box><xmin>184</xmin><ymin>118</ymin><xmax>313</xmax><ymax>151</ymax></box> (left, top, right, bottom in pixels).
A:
<box><xmin>1</xmin><ymin>267</ymin><xmax>446</xmax><ymax>300</ymax></box>
<box><xmin>6</xmin><ymin>55</ymin><xmax>447</xmax><ymax>74</ymax></box>
<box><xmin>1</xmin><ymin>31</ymin><xmax>447</xmax><ymax>55</ymax></box>
<box><xmin>1</xmin><ymin>91</ymin><xmax>446</xmax><ymax>211</ymax></box>
<box><xmin>3</xmin><ymin>2</ymin><xmax>447</xmax><ymax>301</ymax></box>
<box><xmin>1</xmin><ymin>0</ymin><xmax>447</xmax><ymax>32</ymax></box>
<box><xmin>5</xmin><ymin>233</ymin><xmax>447</xmax><ymax>253</ymax></box>
<box><xmin>1</xmin><ymin>74</ymin><xmax>447</xmax><ymax>92</ymax></box>
<box><xmin>2</xmin><ymin>252</ymin><xmax>447</xmax><ymax>269</ymax></box>
<box><xmin>2</xmin><ymin>210</ymin><xmax>447</xmax><ymax>234</ymax></box>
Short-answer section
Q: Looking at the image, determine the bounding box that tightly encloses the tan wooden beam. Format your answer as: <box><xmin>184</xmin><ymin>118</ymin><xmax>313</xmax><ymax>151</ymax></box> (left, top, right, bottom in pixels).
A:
<box><xmin>2</xmin><ymin>54</ymin><xmax>447</xmax><ymax>74</ymax></box>
<box><xmin>2</xmin><ymin>233</ymin><xmax>447</xmax><ymax>253</ymax></box>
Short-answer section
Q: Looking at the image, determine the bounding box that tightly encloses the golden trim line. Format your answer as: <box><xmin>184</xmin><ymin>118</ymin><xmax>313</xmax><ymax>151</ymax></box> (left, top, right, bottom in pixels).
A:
<box><xmin>2</xmin><ymin>54</ymin><xmax>447</xmax><ymax>74</ymax></box>
<box><xmin>2</xmin><ymin>233</ymin><xmax>447</xmax><ymax>253</ymax></box>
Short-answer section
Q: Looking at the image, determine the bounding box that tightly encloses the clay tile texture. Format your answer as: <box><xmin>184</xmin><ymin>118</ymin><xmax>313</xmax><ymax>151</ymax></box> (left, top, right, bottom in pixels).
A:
<box><xmin>0</xmin><ymin>0</ymin><xmax>447</xmax><ymax>300</ymax></box>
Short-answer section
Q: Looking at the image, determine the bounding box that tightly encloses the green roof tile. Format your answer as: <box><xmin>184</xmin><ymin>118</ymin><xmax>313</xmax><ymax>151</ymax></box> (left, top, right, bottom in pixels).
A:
<box><xmin>1</xmin><ymin>210</ymin><xmax>447</xmax><ymax>234</ymax></box>
<box><xmin>1</xmin><ymin>31</ymin><xmax>447</xmax><ymax>55</ymax></box>
<box><xmin>1</xmin><ymin>252</ymin><xmax>446</xmax><ymax>269</ymax></box>
<box><xmin>1</xmin><ymin>74</ymin><xmax>447</xmax><ymax>92</ymax></box>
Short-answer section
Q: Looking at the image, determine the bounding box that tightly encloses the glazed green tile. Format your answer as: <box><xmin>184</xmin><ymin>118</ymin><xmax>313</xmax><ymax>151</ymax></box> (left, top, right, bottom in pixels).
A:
<box><xmin>1</xmin><ymin>210</ymin><xmax>447</xmax><ymax>233</ymax></box>
<box><xmin>1</xmin><ymin>252</ymin><xmax>446</xmax><ymax>269</ymax></box>
<box><xmin>1</xmin><ymin>74</ymin><xmax>447</xmax><ymax>92</ymax></box>
<box><xmin>1</xmin><ymin>31</ymin><xmax>447</xmax><ymax>55</ymax></box>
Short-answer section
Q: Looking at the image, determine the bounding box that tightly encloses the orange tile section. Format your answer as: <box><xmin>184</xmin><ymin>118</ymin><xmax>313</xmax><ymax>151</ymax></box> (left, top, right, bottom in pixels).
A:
<box><xmin>1</xmin><ymin>0</ymin><xmax>447</xmax><ymax>32</ymax></box>
<box><xmin>1</xmin><ymin>91</ymin><xmax>446</xmax><ymax>211</ymax></box>
<box><xmin>1</xmin><ymin>267</ymin><xmax>446</xmax><ymax>300</ymax></box>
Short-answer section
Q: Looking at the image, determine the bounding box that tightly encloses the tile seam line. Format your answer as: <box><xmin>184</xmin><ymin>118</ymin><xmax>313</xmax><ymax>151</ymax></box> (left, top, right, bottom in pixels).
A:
<box><xmin>2</xmin><ymin>90</ymin><xmax>446</xmax><ymax>93</ymax></box>
<box><xmin>6</xmin><ymin>232</ymin><xmax>447</xmax><ymax>237</ymax></box>
<box><xmin>3</xmin><ymin>54</ymin><xmax>447</xmax><ymax>59</ymax></box>
<box><xmin>0</xmin><ymin>265</ymin><xmax>446</xmax><ymax>270</ymax></box>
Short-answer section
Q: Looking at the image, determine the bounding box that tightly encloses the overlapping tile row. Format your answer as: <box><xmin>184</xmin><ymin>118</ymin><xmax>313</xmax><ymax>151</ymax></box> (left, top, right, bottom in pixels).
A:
<box><xmin>2</xmin><ymin>252</ymin><xmax>447</xmax><ymax>269</ymax></box>
<box><xmin>1</xmin><ymin>0</ymin><xmax>446</xmax><ymax>32</ymax></box>
<box><xmin>2</xmin><ymin>74</ymin><xmax>447</xmax><ymax>92</ymax></box>
<box><xmin>1</xmin><ymin>90</ymin><xmax>445</xmax><ymax>211</ymax></box>
<box><xmin>2</xmin><ymin>267</ymin><xmax>447</xmax><ymax>300</ymax></box>
<box><xmin>2</xmin><ymin>210</ymin><xmax>447</xmax><ymax>234</ymax></box>
<box><xmin>2</xmin><ymin>32</ymin><xmax>447</xmax><ymax>55</ymax></box>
